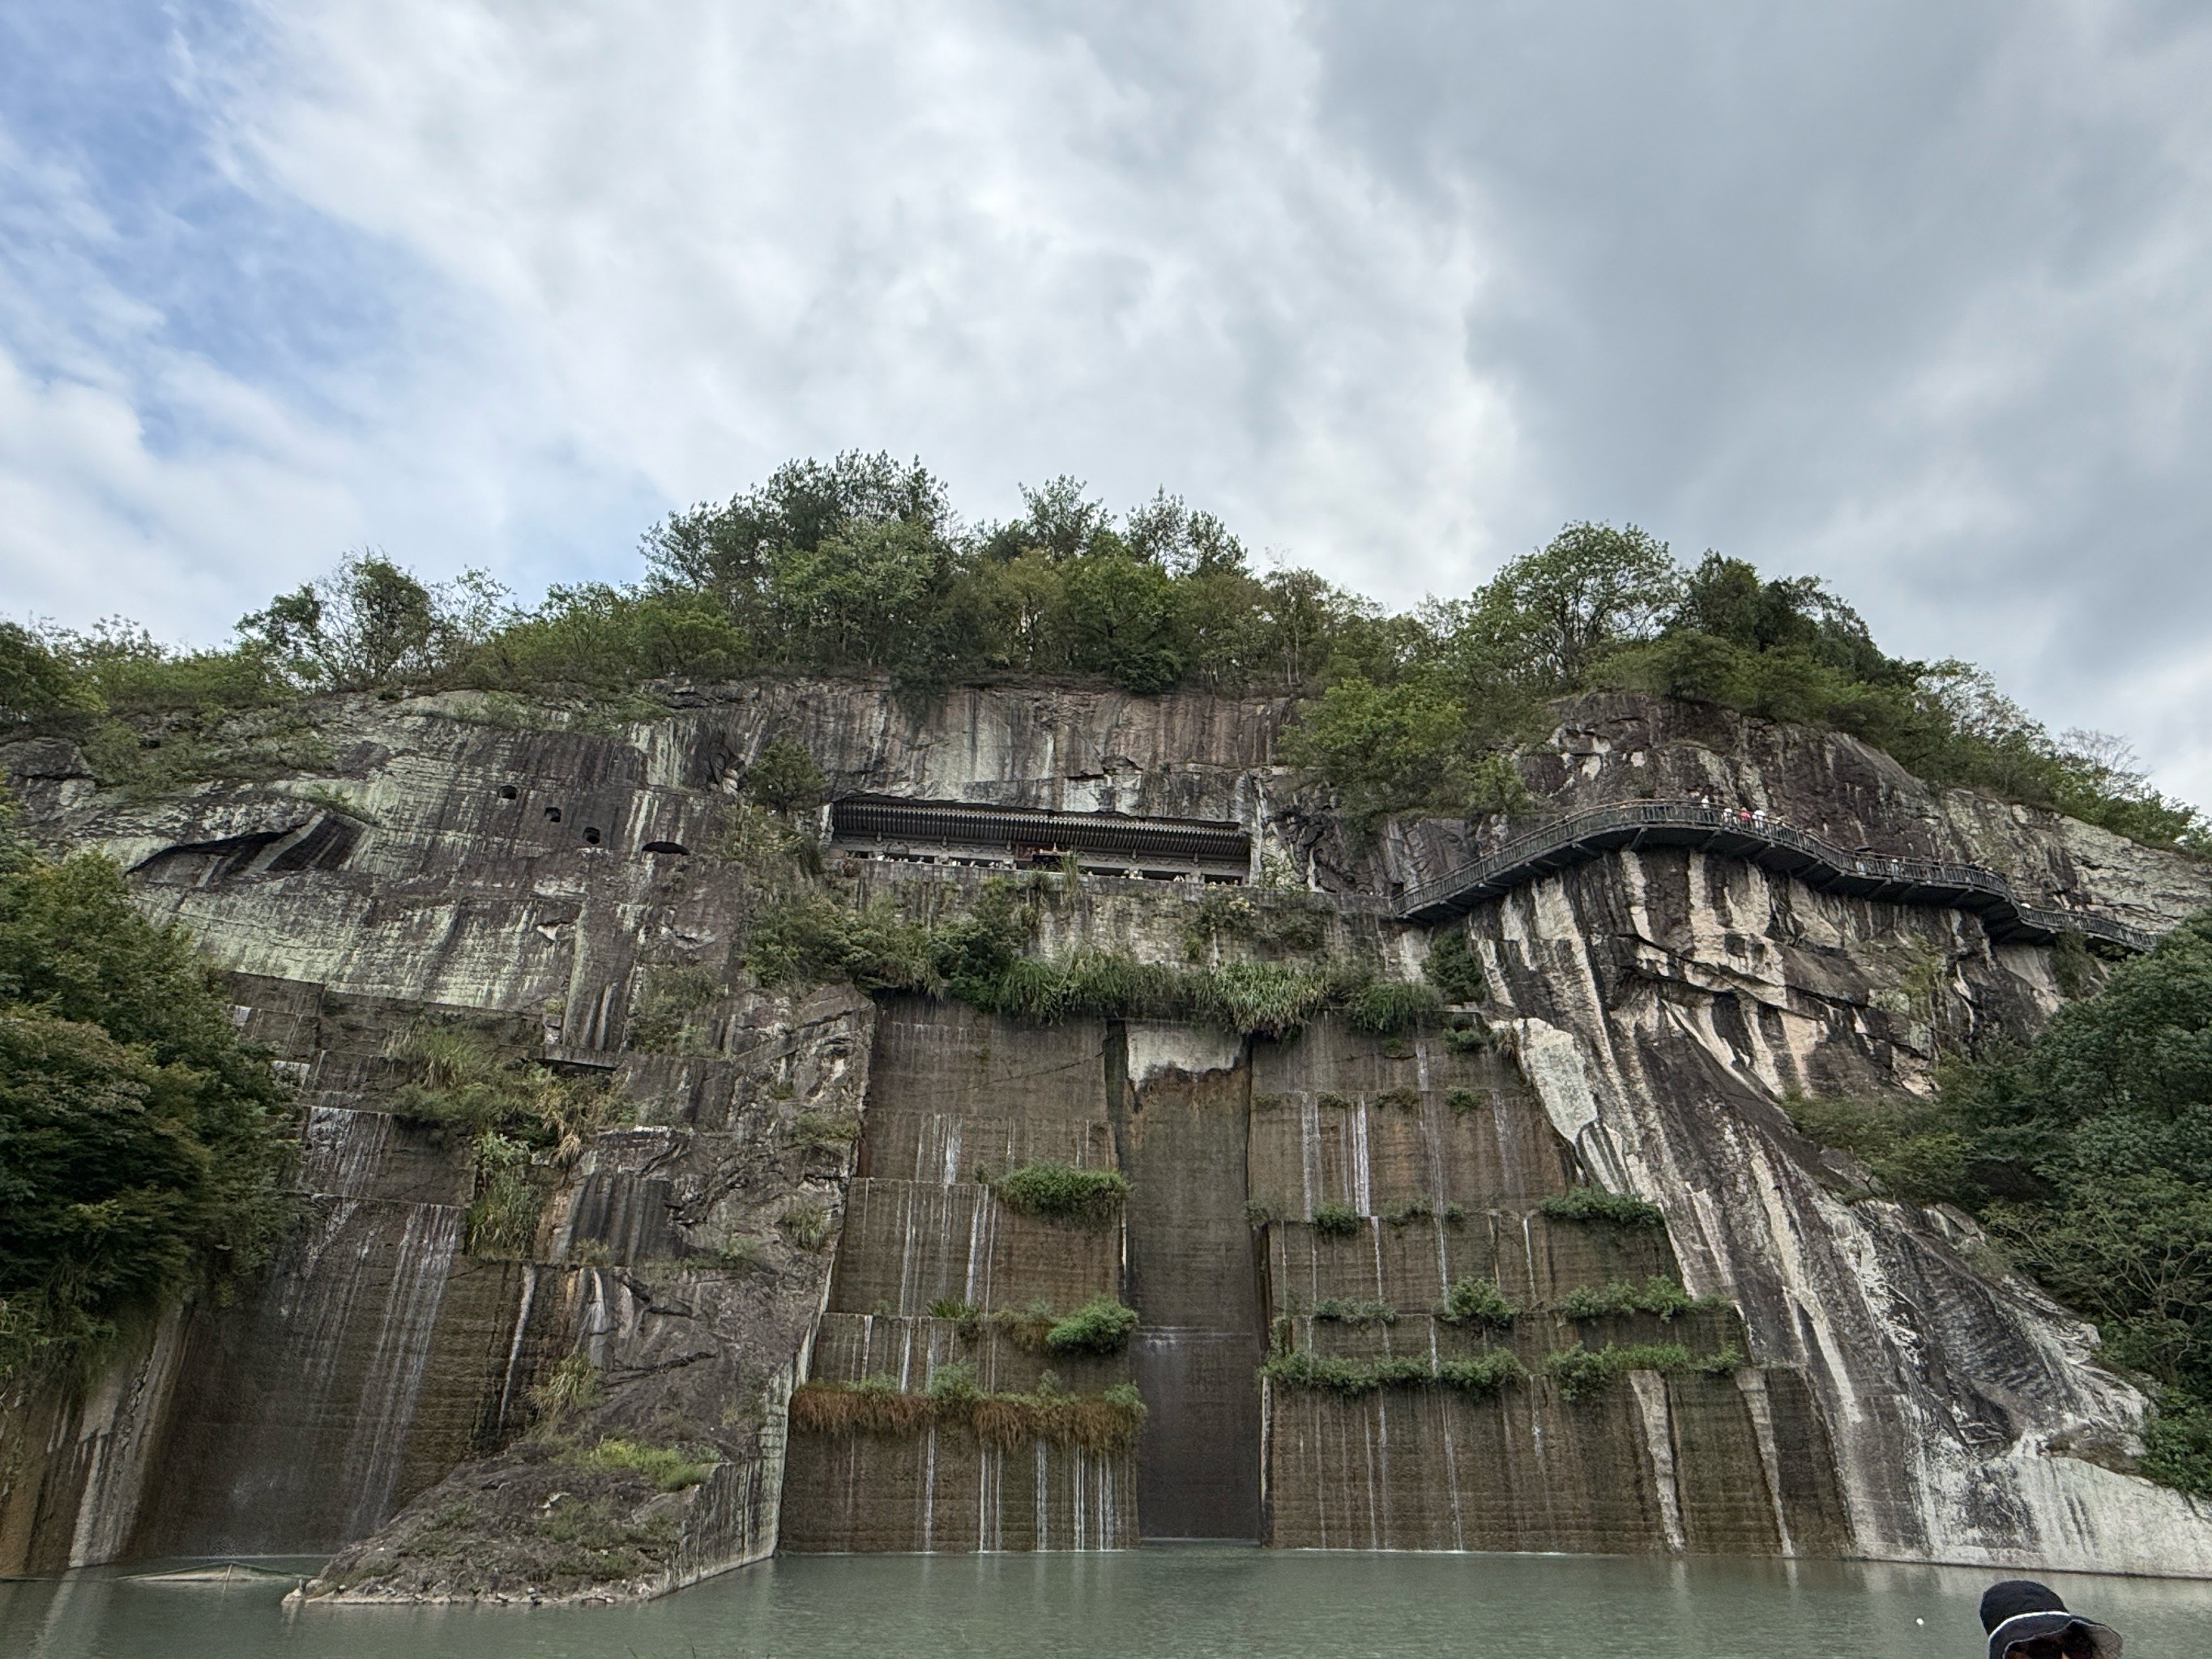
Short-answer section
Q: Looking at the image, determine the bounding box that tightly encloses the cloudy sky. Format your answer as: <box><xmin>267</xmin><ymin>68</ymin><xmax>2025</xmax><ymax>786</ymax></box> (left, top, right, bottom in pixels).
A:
<box><xmin>6</xmin><ymin>3</ymin><xmax>2212</xmax><ymax>796</ymax></box>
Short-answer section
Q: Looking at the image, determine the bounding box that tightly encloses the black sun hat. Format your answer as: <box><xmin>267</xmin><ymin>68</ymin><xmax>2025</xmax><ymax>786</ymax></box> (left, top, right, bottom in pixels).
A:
<box><xmin>1980</xmin><ymin>1580</ymin><xmax>2123</xmax><ymax>1659</ymax></box>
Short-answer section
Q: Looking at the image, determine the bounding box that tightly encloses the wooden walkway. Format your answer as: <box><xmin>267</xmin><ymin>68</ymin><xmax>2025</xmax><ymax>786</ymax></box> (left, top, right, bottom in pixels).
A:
<box><xmin>1395</xmin><ymin>800</ymin><xmax>2163</xmax><ymax>953</ymax></box>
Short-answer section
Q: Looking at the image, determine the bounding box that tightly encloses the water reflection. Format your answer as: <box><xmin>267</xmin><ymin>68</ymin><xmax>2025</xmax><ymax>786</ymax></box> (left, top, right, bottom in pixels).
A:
<box><xmin>6</xmin><ymin>1548</ymin><xmax>2210</xmax><ymax>1658</ymax></box>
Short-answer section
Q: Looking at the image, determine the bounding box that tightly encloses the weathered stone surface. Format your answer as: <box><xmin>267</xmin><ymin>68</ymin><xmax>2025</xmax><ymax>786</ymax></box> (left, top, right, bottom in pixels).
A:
<box><xmin>1377</xmin><ymin>690</ymin><xmax>2212</xmax><ymax>928</ymax></box>
<box><xmin>1466</xmin><ymin>840</ymin><xmax>2212</xmax><ymax>1575</ymax></box>
<box><xmin>9</xmin><ymin>675</ymin><xmax>2212</xmax><ymax>1586</ymax></box>
<box><xmin>293</xmin><ymin>983</ymin><xmax>873</xmax><ymax>1601</ymax></box>
<box><xmin>784</xmin><ymin>999</ymin><xmax>1140</xmax><ymax>1551</ymax></box>
<box><xmin>780</xmin><ymin>1429</ymin><xmax>1136</xmax><ymax>1553</ymax></box>
<box><xmin>1116</xmin><ymin>1029</ymin><xmax>1266</xmax><ymax>1540</ymax></box>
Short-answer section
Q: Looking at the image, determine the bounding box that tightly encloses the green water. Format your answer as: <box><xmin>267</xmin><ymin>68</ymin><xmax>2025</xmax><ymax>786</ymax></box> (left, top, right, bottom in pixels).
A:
<box><xmin>6</xmin><ymin>1549</ymin><xmax>2209</xmax><ymax>1658</ymax></box>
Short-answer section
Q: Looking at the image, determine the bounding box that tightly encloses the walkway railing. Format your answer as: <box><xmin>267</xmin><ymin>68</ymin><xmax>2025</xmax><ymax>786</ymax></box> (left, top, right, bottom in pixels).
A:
<box><xmin>1394</xmin><ymin>799</ymin><xmax>2164</xmax><ymax>953</ymax></box>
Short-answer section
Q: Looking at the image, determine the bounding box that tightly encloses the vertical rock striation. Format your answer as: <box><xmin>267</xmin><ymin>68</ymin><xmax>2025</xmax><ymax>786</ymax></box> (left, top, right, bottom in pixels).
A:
<box><xmin>5</xmin><ymin>680</ymin><xmax>2212</xmax><ymax>1586</ymax></box>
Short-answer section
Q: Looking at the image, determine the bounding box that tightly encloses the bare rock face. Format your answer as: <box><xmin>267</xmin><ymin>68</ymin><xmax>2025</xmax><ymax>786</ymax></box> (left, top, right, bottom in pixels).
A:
<box><xmin>6</xmin><ymin>676</ymin><xmax>2212</xmax><ymax>1590</ymax></box>
<box><xmin>1518</xmin><ymin>692</ymin><xmax>2212</xmax><ymax>925</ymax></box>
<box><xmin>295</xmin><ymin>983</ymin><xmax>871</xmax><ymax>1604</ymax></box>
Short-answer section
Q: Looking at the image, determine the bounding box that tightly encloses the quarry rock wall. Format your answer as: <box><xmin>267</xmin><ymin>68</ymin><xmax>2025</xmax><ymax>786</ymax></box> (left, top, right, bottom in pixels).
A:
<box><xmin>5</xmin><ymin>677</ymin><xmax>2212</xmax><ymax>1591</ymax></box>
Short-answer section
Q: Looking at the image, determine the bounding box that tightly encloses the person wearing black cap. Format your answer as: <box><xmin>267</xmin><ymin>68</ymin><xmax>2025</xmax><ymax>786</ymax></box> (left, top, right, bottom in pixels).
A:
<box><xmin>1979</xmin><ymin>1580</ymin><xmax>2123</xmax><ymax>1658</ymax></box>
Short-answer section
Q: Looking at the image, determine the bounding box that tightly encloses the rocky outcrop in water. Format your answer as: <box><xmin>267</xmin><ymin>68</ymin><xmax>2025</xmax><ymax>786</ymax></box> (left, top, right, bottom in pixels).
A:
<box><xmin>3</xmin><ymin>676</ymin><xmax>2210</xmax><ymax>1591</ymax></box>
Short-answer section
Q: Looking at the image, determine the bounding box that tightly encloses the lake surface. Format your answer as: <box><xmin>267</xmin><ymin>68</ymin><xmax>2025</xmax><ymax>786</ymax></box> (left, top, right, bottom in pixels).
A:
<box><xmin>6</xmin><ymin>1548</ymin><xmax>2210</xmax><ymax>1658</ymax></box>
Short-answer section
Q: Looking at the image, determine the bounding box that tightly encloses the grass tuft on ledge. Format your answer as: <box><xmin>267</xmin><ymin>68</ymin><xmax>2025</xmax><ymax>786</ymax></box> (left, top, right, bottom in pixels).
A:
<box><xmin>984</xmin><ymin>1159</ymin><xmax>1129</xmax><ymax>1222</ymax></box>
<box><xmin>1437</xmin><ymin>1277</ymin><xmax>1519</xmax><ymax>1328</ymax></box>
<box><xmin>1555</xmin><ymin>1276</ymin><xmax>1724</xmax><ymax>1321</ymax></box>
<box><xmin>1538</xmin><ymin>1187</ymin><xmax>1668</xmax><ymax>1229</ymax></box>
<box><xmin>559</xmin><ymin>1435</ymin><xmax>719</xmax><ymax>1491</ymax></box>
<box><xmin>744</xmin><ymin>881</ymin><xmax>1445</xmax><ymax>1041</ymax></box>
<box><xmin>1309</xmin><ymin>1297</ymin><xmax>1396</xmax><ymax>1326</ymax></box>
<box><xmin>791</xmin><ymin>1371</ymin><xmax>1145</xmax><ymax>1452</ymax></box>
<box><xmin>1044</xmin><ymin>1294</ymin><xmax>1142</xmax><ymax>1354</ymax></box>
<box><xmin>929</xmin><ymin>1294</ymin><xmax>1141</xmax><ymax>1354</ymax></box>
<box><xmin>1541</xmin><ymin>1341</ymin><xmax>1748</xmax><ymax>1401</ymax></box>
<box><xmin>1261</xmin><ymin>1348</ymin><xmax>1525</xmax><ymax>1399</ymax></box>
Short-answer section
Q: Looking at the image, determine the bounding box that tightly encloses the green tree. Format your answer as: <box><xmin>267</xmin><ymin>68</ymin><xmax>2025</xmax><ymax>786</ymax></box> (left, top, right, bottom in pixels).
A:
<box><xmin>1063</xmin><ymin>552</ymin><xmax>1188</xmax><ymax>693</ymax></box>
<box><xmin>455</xmin><ymin>584</ymin><xmax>749</xmax><ymax>690</ymax></box>
<box><xmin>0</xmin><ymin>808</ymin><xmax>293</xmax><ymax>1381</ymax></box>
<box><xmin>1674</xmin><ymin>553</ymin><xmax>1893</xmax><ymax>681</ymax></box>
<box><xmin>45</xmin><ymin>624</ymin><xmax>291</xmax><ymax>719</ymax></box>
<box><xmin>1470</xmin><ymin>522</ymin><xmax>1680</xmax><ymax>690</ymax></box>
<box><xmin>941</xmin><ymin>552</ymin><xmax>1070</xmax><ymax>676</ymax></box>
<box><xmin>1278</xmin><ymin>674</ymin><xmax>1467</xmax><ymax>821</ymax></box>
<box><xmin>744</xmin><ymin>738</ymin><xmax>829</xmax><ymax>812</ymax></box>
<box><xmin>984</xmin><ymin>476</ymin><xmax>1117</xmax><ymax>564</ymax></box>
<box><xmin>763</xmin><ymin>518</ymin><xmax>949</xmax><ymax>671</ymax></box>
<box><xmin>1249</xmin><ymin>569</ymin><xmax>1377</xmax><ymax>692</ymax></box>
<box><xmin>237</xmin><ymin>552</ymin><xmax>502</xmax><ymax>690</ymax></box>
<box><xmin>1121</xmin><ymin>489</ymin><xmax>1246</xmax><ymax>576</ymax></box>
<box><xmin>0</xmin><ymin>624</ymin><xmax>88</xmax><ymax>724</ymax></box>
<box><xmin>643</xmin><ymin>451</ymin><xmax>951</xmax><ymax>603</ymax></box>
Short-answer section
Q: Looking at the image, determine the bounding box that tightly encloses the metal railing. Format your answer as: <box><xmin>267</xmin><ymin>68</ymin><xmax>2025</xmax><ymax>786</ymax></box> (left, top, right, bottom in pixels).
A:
<box><xmin>1394</xmin><ymin>799</ymin><xmax>2163</xmax><ymax>953</ymax></box>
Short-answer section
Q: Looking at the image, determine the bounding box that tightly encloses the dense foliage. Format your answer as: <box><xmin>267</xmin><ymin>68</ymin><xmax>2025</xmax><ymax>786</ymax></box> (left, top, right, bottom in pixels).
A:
<box><xmin>1</xmin><ymin>452</ymin><xmax>2197</xmax><ymax>847</ymax></box>
<box><xmin>1785</xmin><ymin>915</ymin><xmax>2212</xmax><ymax>1493</ymax></box>
<box><xmin>0</xmin><ymin>807</ymin><xmax>293</xmax><ymax>1382</ymax></box>
<box><xmin>1283</xmin><ymin>539</ymin><xmax>2206</xmax><ymax>843</ymax></box>
<box><xmin>1437</xmin><ymin>1276</ymin><xmax>1519</xmax><ymax>1327</ymax></box>
<box><xmin>985</xmin><ymin>1160</ymin><xmax>1129</xmax><ymax>1222</ymax></box>
<box><xmin>1539</xmin><ymin>1341</ymin><xmax>1745</xmax><ymax>1402</ymax></box>
<box><xmin>740</xmin><ymin>873</ymin><xmax>1441</xmax><ymax>1040</ymax></box>
<box><xmin>382</xmin><ymin>1028</ymin><xmax>629</xmax><ymax>1257</ymax></box>
<box><xmin>1043</xmin><ymin>1295</ymin><xmax>1142</xmax><ymax>1354</ymax></box>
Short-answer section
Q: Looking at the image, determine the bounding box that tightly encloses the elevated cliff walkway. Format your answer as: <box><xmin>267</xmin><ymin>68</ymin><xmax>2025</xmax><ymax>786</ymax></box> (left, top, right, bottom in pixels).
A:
<box><xmin>1396</xmin><ymin>800</ymin><xmax>2163</xmax><ymax>953</ymax></box>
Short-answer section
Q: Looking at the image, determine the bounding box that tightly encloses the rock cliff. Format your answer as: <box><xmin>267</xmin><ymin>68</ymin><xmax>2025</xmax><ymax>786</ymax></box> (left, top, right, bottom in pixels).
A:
<box><xmin>3</xmin><ymin>676</ymin><xmax>2209</xmax><ymax>1592</ymax></box>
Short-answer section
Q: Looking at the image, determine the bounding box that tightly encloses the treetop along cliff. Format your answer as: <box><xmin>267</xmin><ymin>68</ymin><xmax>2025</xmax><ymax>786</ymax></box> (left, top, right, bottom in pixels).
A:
<box><xmin>1</xmin><ymin>451</ymin><xmax>2201</xmax><ymax>851</ymax></box>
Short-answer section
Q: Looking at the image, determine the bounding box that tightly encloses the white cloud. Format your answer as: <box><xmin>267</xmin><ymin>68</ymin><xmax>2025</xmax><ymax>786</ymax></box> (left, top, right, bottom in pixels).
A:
<box><xmin>6</xmin><ymin>0</ymin><xmax>2212</xmax><ymax>807</ymax></box>
<box><xmin>218</xmin><ymin>0</ymin><xmax>1520</xmax><ymax>594</ymax></box>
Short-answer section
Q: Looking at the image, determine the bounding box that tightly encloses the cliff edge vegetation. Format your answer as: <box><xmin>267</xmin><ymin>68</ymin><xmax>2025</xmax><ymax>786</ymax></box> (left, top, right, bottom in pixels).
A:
<box><xmin>0</xmin><ymin>452</ymin><xmax>2201</xmax><ymax>851</ymax></box>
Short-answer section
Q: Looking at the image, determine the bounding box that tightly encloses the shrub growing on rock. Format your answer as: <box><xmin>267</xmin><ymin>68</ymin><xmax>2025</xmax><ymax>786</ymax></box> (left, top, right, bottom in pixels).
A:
<box><xmin>1539</xmin><ymin>1341</ymin><xmax>1736</xmax><ymax>1401</ymax></box>
<box><xmin>1556</xmin><ymin>1276</ymin><xmax>1710</xmax><ymax>1321</ymax></box>
<box><xmin>1309</xmin><ymin>1201</ymin><xmax>1361</xmax><ymax>1237</ymax></box>
<box><xmin>987</xmin><ymin>1159</ymin><xmax>1129</xmax><ymax>1222</ymax></box>
<box><xmin>1308</xmin><ymin>1297</ymin><xmax>1396</xmax><ymax>1326</ymax></box>
<box><xmin>1538</xmin><ymin>1188</ymin><xmax>1667</xmax><ymax>1229</ymax></box>
<box><xmin>1437</xmin><ymin>1277</ymin><xmax>1518</xmax><ymax>1328</ymax></box>
<box><xmin>1045</xmin><ymin>1294</ymin><xmax>1141</xmax><ymax>1354</ymax></box>
<box><xmin>1423</xmin><ymin>928</ymin><xmax>1489</xmax><ymax>1004</ymax></box>
<box><xmin>1261</xmin><ymin>1348</ymin><xmax>1524</xmax><ymax>1398</ymax></box>
<box><xmin>1436</xmin><ymin>1350</ymin><xmax>1527</xmax><ymax>1397</ymax></box>
<box><xmin>1343</xmin><ymin>978</ymin><xmax>1442</xmax><ymax>1035</ymax></box>
<box><xmin>742</xmin><ymin>737</ymin><xmax>827</xmax><ymax>812</ymax></box>
<box><xmin>561</xmin><ymin>1436</ymin><xmax>718</xmax><ymax>1491</ymax></box>
<box><xmin>790</xmin><ymin>1374</ymin><xmax>1144</xmax><ymax>1451</ymax></box>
